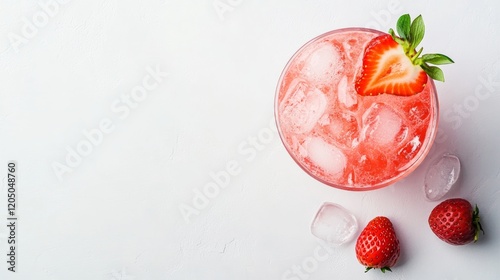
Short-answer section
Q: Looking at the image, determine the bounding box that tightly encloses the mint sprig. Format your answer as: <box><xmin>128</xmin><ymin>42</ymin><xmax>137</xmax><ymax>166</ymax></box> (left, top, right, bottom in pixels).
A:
<box><xmin>388</xmin><ymin>14</ymin><xmax>454</xmax><ymax>82</ymax></box>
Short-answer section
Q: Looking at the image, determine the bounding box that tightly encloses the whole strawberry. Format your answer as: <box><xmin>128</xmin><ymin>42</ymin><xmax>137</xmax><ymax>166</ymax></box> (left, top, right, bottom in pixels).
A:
<box><xmin>428</xmin><ymin>198</ymin><xmax>484</xmax><ymax>245</ymax></box>
<box><xmin>355</xmin><ymin>216</ymin><xmax>400</xmax><ymax>273</ymax></box>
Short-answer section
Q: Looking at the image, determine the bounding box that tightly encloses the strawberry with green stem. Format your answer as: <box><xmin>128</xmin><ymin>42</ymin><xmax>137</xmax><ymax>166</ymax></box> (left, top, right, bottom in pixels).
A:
<box><xmin>428</xmin><ymin>198</ymin><xmax>484</xmax><ymax>245</ymax></box>
<box><xmin>355</xmin><ymin>216</ymin><xmax>400</xmax><ymax>273</ymax></box>
<box><xmin>356</xmin><ymin>14</ymin><xmax>454</xmax><ymax>96</ymax></box>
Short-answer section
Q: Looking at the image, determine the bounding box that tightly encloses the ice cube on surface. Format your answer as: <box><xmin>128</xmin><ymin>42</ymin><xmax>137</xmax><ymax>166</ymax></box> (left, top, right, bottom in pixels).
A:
<box><xmin>311</xmin><ymin>202</ymin><xmax>358</xmax><ymax>246</ymax></box>
<box><xmin>305</xmin><ymin>137</ymin><xmax>346</xmax><ymax>178</ymax></box>
<box><xmin>361</xmin><ymin>103</ymin><xmax>407</xmax><ymax>146</ymax></box>
<box><xmin>424</xmin><ymin>154</ymin><xmax>461</xmax><ymax>201</ymax></box>
<box><xmin>280</xmin><ymin>80</ymin><xmax>327</xmax><ymax>134</ymax></box>
<box><xmin>302</xmin><ymin>42</ymin><xmax>343</xmax><ymax>83</ymax></box>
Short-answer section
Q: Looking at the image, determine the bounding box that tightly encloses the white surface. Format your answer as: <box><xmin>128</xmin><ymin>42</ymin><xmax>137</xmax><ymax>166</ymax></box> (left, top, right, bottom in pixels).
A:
<box><xmin>1</xmin><ymin>0</ymin><xmax>500</xmax><ymax>279</ymax></box>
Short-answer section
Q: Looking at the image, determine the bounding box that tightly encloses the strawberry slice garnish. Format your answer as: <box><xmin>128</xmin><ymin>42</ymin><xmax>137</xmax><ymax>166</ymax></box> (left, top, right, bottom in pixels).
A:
<box><xmin>356</xmin><ymin>14</ymin><xmax>454</xmax><ymax>96</ymax></box>
<box><xmin>355</xmin><ymin>34</ymin><xmax>428</xmax><ymax>96</ymax></box>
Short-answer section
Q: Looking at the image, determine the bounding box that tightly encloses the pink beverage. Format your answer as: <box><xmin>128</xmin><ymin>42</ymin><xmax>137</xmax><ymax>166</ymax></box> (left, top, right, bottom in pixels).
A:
<box><xmin>275</xmin><ymin>28</ymin><xmax>438</xmax><ymax>190</ymax></box>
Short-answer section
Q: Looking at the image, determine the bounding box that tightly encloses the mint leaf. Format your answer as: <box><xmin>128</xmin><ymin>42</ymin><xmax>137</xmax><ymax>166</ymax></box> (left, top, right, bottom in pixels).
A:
<box><xmin>410</xmin><ymin>15</ymin><xmax>425</xmax><ymax>50</ymax></box>
<box><xmin>422</xmin><ymin>53</ymin><xmax>454</xmax><ymax>65</ymax></box>
<box><xmin>396</xmin><ymin>14</ymin><xmax>411</xmax><ymax>40</ymax></box>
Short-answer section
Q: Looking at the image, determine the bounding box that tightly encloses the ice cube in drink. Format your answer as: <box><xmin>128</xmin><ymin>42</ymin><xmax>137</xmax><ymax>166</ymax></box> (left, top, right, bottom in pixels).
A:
<box><xmin>275</xmin><ymin>28</ymin><xmax>439</xmax><ymax>190</ymax></box>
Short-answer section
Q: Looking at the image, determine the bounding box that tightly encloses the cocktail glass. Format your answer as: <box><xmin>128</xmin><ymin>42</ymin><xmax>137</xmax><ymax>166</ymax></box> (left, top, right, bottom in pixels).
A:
<box><xmin>275</xmin><ymin>28</ymin><xmax>438</xmax><ymax>191</ymax></box>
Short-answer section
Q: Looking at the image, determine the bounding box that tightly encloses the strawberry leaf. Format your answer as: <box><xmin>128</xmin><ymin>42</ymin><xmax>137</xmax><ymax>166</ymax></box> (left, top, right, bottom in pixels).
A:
<box><xmin>375</xmin><ymin>14</ymin><xmax>455</xmax><ymax>92</ymax></box>
<box><xmin>422</xmin><ymin>64</ymin><xmax>445</xmax><ymax>82</ymax></box>
<box><xmin>380</xmin><ymin>267</ymin><xmax>393</xmax><ymax>273</ymax></box>
<box><xmin>472</xmin><ymin>205</ymin><xmax>485</xmax><ymax>242</ymax></box>
<box><xmin>422</xmin><ymin>53</ymin><xmax>454</xmax><ymax>65</ymax></box>
<box><xmin>389</xmin><ymin>28</ymin><xmax>397</xmax><ymax>40</ymax></box>
<box><xmin>396</xmin><ymin>14</ymin><xmax>411</xmax><ymax>40</ymax></box>
<box><xmin>409</xmin><ymin>15</ymin><xmax>425</xmax><ymax>50</ymax></box>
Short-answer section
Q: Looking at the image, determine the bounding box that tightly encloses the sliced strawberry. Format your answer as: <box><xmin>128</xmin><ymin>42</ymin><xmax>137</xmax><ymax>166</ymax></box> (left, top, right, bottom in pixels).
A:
<box><xmin>355</xmin><ymin>14</ymin><xmax>454</xmax><ymax>96</ymax></box>
<box><xmin>355</xmin><ymin>34</ymin><xmax>428</xmax><ymax>96</ymax></box>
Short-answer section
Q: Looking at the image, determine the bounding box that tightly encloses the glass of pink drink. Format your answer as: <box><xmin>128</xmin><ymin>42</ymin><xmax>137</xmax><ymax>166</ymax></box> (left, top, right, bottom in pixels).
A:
<box><xmin>275</xmin><ymin>28</ymin><xmax>438</xmax><ymax>191</ymax></box>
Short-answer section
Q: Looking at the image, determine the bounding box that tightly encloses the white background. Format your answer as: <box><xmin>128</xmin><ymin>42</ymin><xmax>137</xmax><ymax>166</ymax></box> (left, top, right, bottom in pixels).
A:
<box><xmin>1</xmin><ymin>0</ymin><xmax>500</xmax><ymax>279</ymax></box>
